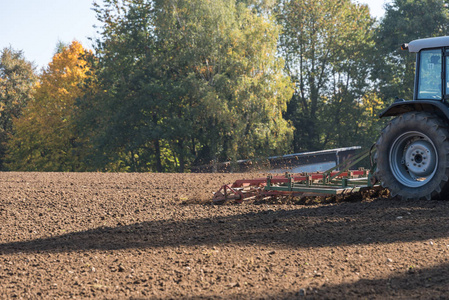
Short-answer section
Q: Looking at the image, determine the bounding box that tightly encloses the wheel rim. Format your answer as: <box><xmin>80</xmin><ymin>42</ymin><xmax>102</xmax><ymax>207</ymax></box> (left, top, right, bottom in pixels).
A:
<box><xmin>389</xmin><ymin>131</ymin><xmax>438</xmax><ymax>188</ymax></box>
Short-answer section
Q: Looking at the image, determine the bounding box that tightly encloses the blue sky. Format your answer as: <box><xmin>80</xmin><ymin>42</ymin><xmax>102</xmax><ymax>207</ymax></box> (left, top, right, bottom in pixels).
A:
<box><xmin>0</xmin><ymin>0</ymin><xmax>100</xmax><ymax>70</ymax></box>
<box><xmin>360</xmin><ymin>0</ymin><xmax>392</xmax><ymax>19</ymax></box>
<box><xmin>0</xmin><ymin>0</ymin><xmax>390</xmax><ymax>71</ymax></box>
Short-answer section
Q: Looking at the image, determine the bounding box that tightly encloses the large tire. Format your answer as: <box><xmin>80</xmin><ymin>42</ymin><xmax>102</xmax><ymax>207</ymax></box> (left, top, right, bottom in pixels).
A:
<box><xmin>376</xmin><ymin>112</ymin><xmax>449</xmax><ymax>200</ymax></box>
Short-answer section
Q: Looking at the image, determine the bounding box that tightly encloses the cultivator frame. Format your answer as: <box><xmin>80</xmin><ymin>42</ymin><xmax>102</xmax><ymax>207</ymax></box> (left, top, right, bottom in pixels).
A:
<box><xmin>213</xmin><ymin>146</ymin><xmax>378</xmax><ymax>204</ymax></box>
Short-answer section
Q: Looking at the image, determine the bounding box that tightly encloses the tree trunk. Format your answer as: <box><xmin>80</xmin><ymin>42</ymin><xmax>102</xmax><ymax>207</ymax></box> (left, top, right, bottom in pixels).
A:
<box><xmin>178</xmin><ymin>140</ymin><xmax>185</xmax><ymax>173</ymax></box>
<box><xmin>154</xmin><ymin>139</ymin><xmax>162</xmax><ymax>172</ymax></box>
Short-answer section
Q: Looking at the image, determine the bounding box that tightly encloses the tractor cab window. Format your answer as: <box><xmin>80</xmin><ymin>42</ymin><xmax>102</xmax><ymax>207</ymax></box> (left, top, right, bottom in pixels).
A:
<box><xmin>417</xmin><ymin>49</ymin><xmax>442</xmax><ymax>100</ymax></box>
<box><xmin>446</xmin><ymin>49</ymin><xmax>449</xmax><ymax>97</ymax></box>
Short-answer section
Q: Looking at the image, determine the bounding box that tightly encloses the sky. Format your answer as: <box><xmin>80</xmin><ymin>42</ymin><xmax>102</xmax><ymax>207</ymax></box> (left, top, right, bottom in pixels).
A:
<box><xmin>0</xmin><ymin>0</ymin><xmax>391</xmax><ymax>70</ymax></box>
<box><xmin>359</xmin><ymin>0</ymin><xmax>392</xmax><ymax>19</ymax></box>
<box><xmin>0</xmin><ymin>0</ymin><xmax>100</xmax><ymax>70</ymax></box>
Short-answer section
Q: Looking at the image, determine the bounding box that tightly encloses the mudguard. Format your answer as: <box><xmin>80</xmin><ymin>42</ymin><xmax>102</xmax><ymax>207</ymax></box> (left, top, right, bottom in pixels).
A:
<box><xmin>379</xmin><ymin>100</ymin><xmax>449</xmax><ymax>121</ymax></box>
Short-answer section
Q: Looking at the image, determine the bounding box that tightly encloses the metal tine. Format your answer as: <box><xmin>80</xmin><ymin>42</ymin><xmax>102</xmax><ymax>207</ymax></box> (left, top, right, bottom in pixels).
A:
<box><xmin>324</xmin><ymin>147</ymin><xmax>374</xmax><ymax>182</ymax></box>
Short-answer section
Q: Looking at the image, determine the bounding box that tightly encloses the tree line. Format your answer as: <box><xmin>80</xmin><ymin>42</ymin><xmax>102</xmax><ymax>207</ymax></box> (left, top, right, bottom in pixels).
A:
<box><xmin>1</xmin><ymin>0</ymin><xmax>448</xmax><ymax>172</ymax></box>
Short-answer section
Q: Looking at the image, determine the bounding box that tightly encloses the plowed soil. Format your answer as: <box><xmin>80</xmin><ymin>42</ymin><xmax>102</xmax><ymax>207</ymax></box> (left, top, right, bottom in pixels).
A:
<box><xmin>1</xmin><ymin>172</ymin><xmax>449</xmax><ymax>299</ymax></box>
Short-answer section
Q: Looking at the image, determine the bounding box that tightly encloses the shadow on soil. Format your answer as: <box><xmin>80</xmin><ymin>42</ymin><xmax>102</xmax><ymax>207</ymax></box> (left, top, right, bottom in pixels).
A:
<box><xmin>276</xmin><ymin>262</ymin><xmax>449</xmax><ymax>299</ymax></box>
<box><xmin>1</xmin><ymin>198</ymin><xmax>449</xmax><ymax>254</ymax></box>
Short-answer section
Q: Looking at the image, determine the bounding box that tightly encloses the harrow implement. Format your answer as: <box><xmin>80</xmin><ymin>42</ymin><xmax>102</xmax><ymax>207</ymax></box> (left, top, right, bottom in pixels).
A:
<box><xmin>213</xmin><ymin>146</ymin><xmax>378</xmax><ymax>204</ymax></box>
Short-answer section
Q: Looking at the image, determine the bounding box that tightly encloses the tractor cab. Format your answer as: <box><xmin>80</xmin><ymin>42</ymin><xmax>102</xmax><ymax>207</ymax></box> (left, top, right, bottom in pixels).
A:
<box><xmin>380</xmin><ymin>36</ymin><xmax>449</xmax><ymax>119</ymax></box>
<box><xmin>403</xmin><ymin>36</ymin><xmax>449</xmax><ymax>101</ymax></box>
<box><xmin>376</xmin><ymin>36</ymin><xmax>449</xmax><ymax>200</ymax></box>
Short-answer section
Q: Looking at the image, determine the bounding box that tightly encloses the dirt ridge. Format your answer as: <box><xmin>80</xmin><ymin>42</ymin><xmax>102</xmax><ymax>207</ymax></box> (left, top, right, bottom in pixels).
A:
<box><xmin>0</xmin><ymin>172</ymin><xmax>448</xmax><ymax>299</ymax></box>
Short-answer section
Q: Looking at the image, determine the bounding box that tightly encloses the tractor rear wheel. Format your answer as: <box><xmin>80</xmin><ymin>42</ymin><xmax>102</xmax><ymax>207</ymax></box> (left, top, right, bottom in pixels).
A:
<box><xmin>376</xmin><ymin>112</ymin><xmax>449</xmax><ymax>200</ymax></box>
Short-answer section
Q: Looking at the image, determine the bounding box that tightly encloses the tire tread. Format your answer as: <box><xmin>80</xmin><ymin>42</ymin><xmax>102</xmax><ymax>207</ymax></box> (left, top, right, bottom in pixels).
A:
<box><xmin>376</xmin><ymin>112</ymin><xmax>449</xmax><ymax>200</ymax></box>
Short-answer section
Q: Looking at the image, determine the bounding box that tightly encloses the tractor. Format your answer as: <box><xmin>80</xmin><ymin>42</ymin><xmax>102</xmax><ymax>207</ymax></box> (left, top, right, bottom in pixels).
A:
<box><xmin>213</xmin><ymin>36</ymin><xmax>449</xmax><ymax>203</ymax></box>
<box><xmin>376</xmin><ymin>36</ymin><xmax>449</xmax><ymax>200</ymax></box>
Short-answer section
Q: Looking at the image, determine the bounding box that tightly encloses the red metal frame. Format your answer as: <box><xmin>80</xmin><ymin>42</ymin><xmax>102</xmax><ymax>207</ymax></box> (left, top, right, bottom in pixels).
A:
<box><xmin>230</xmin><ymin>170</ymin><xmax>367</xmax><ymax>187</ymax></box>
<box><xmin>212</xmin><ymin>170</ymin><xmax>370</xmax><ymax>204</ymax></box>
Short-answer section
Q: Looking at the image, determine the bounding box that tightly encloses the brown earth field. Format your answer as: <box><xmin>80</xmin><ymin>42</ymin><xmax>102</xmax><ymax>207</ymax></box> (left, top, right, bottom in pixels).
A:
<box><xmin>1</xmin><ymin>172</ymin><xmax>449</xmax><ymax>299</ymax></box>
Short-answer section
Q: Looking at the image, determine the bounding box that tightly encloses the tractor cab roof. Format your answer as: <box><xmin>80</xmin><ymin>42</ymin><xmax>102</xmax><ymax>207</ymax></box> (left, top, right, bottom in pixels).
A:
<box><xmin>407</xmin><ymin>36</ymin><xmax>449</xmax><ymax>52</ymax></box>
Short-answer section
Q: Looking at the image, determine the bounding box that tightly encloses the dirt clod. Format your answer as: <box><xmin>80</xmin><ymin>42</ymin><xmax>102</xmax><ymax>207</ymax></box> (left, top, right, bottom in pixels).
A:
<box><xmin>0</xmin><ymin>172</ymin><xmax>449</xmax><ymax>298</ymax></box>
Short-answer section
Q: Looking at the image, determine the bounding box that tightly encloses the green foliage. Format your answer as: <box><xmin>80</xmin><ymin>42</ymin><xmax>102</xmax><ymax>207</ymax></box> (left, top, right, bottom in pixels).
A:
<box><xmin>54</xmin><ymin>40</ymin><xmax>69</xmax><ymax>55</ymax></box>
<box><xmin>83</xmin><ymin>0</ymin><xmax>293</xmax><ymax>172</ymax></box>
<box><xmin>80</xmin><ymin>0</ymin><xmax>170</xmax><ymax>172</ymax></box>
<box><xmin>0</xmin><ymin>48</ymin><xmax>36</xmax><ymax>170</ymax></box>
<box><xmin>6</xmin><ymin>0</ymin><xmax>449</xmax><ymax>173</ymax></box>
<box><xmin>278</xmin><ymin>0</ymin><xmax>380</xmax><ymax>151</ymax></box>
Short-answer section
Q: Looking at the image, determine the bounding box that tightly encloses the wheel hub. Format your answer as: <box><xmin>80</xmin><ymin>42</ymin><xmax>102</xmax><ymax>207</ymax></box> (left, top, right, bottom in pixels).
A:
<box><xmin>389</xmin><ymin>131</ymin><xmax>438</xmax><ymax>188</ymax></box>
<box><xmin>404</xmin><ymin>140</ymin><xmax>436</xmax><ymax>177</ymax></box>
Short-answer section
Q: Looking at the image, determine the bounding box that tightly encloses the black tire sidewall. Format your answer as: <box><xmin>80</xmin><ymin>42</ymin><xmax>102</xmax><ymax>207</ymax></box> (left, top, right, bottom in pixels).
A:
<box><xmin>376</xmin><ymin>112</ymin><xmax>449</xmax><ymax>200</ymax></box>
